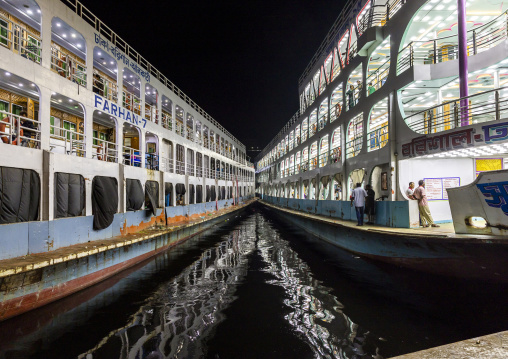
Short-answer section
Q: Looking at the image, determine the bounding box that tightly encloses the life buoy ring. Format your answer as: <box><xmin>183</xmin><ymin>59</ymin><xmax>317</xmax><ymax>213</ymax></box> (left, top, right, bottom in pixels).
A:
<box><xmin>335</xmin><ymin>103</ymin><xmax>342</xmax><ymax>118</ymax></box>
<box><xmin>0</xmin><ymin>117</ymin><xmax>22</xmax><ymax>145</ymax></box>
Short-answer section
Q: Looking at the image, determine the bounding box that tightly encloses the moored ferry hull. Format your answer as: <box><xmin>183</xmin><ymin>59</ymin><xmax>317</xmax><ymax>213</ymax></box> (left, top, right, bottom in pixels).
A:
<box><xmin>263</xmin><ymin>202</ymin><xmax>508</xmax><ymax>282</ymax></box>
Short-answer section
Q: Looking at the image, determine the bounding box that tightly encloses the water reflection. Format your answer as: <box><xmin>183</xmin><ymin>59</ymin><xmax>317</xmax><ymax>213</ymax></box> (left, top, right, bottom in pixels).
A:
<box><xmin>80</xmin><ymin>213</ymin><xmax>380</xmax><ymax>359</ymax></box>
<box><xmin>257</xmin><ymin>215</ymin><xmax>381</xmax><ymax>359</ymax></box>
<box><xmin>79</xmin><ymin>225</ymin><xmax>257</xmax><ymax>359</ymax></box>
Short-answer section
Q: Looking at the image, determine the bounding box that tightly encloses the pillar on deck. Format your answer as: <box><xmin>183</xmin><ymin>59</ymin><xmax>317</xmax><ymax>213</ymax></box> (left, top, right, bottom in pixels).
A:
<box><xmin>457</xmin><ymin>0</ymin><xmax>469</xmax><ymax>126</ymax></box>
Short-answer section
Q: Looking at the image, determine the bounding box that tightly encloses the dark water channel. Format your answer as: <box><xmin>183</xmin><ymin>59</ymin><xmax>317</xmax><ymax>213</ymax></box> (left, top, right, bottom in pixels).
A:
<box><xmin>2</xmin><ymin>203</ymin><xmax>508</xmax><ymax>359</ymax></box>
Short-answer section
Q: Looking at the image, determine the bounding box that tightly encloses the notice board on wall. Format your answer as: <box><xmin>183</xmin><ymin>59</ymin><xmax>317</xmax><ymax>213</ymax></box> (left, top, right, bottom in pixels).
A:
<box><xmin>475</xmin><ymin>158</ymin><xmax>503</xmax><ymax>177</ymax></box>
<box><xmin>424</xmin><ymin>177</ymin><xmax>460</xmax><ymax>200</ymax></box>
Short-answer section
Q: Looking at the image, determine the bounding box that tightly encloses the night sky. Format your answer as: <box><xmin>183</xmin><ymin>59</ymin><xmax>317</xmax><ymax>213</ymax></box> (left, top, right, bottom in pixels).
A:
<box><xmin>82</xmin><ymin>0</ymin><xmax>347</xmax><ymax>159</ymax></box>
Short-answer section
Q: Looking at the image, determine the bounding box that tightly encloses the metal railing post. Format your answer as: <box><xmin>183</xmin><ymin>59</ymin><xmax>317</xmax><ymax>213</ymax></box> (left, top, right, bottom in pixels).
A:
<box><xmin>428</xmin><ymin>110</ymin><xmax>433</xmax><ymax>133</ymax></box>
<box><xmin>473</xmin><ymin>30</ymin><xmax>477</xmax><ymax>55</ymax></box>
<box><xmin>454</xmin><ymin>102</ymin><xmax>459</xmax><ymax>128</ymax></box>
<box><xmin>433</xmin><ymin>40</ymin><xmax>437</xmax><ymax>64</ymax></box>
<box><xmin>495</xmin><ymin>90</ymin><xmax>500</xmax><ymax>121</ymax></box>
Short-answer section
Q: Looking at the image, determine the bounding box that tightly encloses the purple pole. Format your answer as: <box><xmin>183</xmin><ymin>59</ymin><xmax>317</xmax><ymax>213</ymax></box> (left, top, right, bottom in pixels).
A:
<box><xmin>457</xmin><ymin>0</ymin><xmax>469</xmax><ymax>126</ymax></box>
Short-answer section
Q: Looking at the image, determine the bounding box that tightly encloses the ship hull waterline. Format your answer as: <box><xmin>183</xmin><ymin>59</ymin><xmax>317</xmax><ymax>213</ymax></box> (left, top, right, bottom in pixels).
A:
<box><xmin>263</xmin><ymin>203</ymin><xmax>508</xmax><ymax>282</ymax></box>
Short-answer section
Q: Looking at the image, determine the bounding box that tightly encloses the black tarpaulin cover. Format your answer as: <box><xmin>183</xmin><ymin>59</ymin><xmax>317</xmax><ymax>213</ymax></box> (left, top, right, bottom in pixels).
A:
<box><xmin>126</xmin><ymin>179</ymin><xmax>143</xmax><ymax>211</ymax></box>
<box><xmin>145</xmin><ymin>181</ymin><xmax>159</xmax><ymax>216</ymax></box>
<box><xmin>211</xmin><ymin>186</ymin><xmax>216</xmax><ymax>201</ymax></box>
<box><xmin>55</xmin><ymin>172</ymin><xmax>85</xmax><ymax>218</ymax></box>
<box><xmin>92</xmin><ymin>176</ymin><xmax>118</xmax><ymax>230</ymax></box>
<box><xmin>221</xmin><ymin>186</ymin><xmax>225</xmax><ymax>200</ymax></box>
<box><xmin>196</xmin><ymin>185</ymin><xmax>203</xmax><ymax>203</ymax></box>
<box><xmin>175</xmin><ymin>183</ymin><xmax>186</xmax><ymax>195</ymax></box>
<box><xmin>205</xmin><ymin>185</ymin><xmax>210</xmax><ymax>202</ymax></box>
<box><xmin>165</xmin><ymin>182</ymin><xmax>173</xmax><ymax>206</ymax></box>
<box><xmin>0</xmin><ymin>166</ymin><xmax>40</xmax><ymax>224</ymax></box>
<box><xmin>189</xmin><ymin>184</ymin><xmax>195</xmax><ymax>204</ymax></box>
<box><xmin>217</xmin><ymin>186</ymin><xmax>222</xmax><ymax>200</ymax></box>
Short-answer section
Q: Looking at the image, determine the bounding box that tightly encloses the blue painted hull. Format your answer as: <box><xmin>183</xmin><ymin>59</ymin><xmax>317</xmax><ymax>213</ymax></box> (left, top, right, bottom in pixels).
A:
<box><xmin>262</xmin><ymin>202</ymin><xmax>508</xmax><ymax>282</ymax></box>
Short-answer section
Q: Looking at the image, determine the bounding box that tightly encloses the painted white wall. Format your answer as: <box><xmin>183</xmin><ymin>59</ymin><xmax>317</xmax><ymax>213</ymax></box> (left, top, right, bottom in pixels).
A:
<box><xmin>399</xmin><ymin>158</ymin><xmax>475</xmax><ymax>222</ymax></box>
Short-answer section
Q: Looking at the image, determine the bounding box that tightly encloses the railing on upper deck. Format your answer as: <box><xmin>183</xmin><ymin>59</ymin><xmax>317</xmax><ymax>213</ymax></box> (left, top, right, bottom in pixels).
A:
<box><xmin>0</xmin><ymin>112</ymin><xmax>41</xmax><ymax>148</ymax></box>
<box><xmin>61</xmin><ymin>0</ymin><xmax>244</xmax><ymax>150</ymax></box>
<box><xmin>404</xmin><ymin>87</ymin><xmax>508</xmax><ymax>135</ymax></box>
<box><xmin>145</xmin><ymin>103</ymin><xmax>158</xmax><ymax>124</ymax></box>
<box><xmin>345</xmin><ymin>137</ymin><xmax>362</xmax><ymax>158</ymax></box>
<box><xmin>367</xmin><ymin>123</ymin><xmax>389</xmax><ymax>151</ymax></box>
<box><xmin>397</xmin><ymin>11</ymin><xmax>508</xmax><ymax>74</ymax></box>
<box><xmin>366</xmin><ymin>58</ymin><xmax>390</xmax><ymax>96</ymax></box>
<box><xmin>161</xmin><ymin>112</ymin><xmax>172</xmax><ymax>131</ymax></box>
<box><xmin>92</xmin><ymin>138</ymin><xmax>117</xmax><ymax>162</ymax></box>
<box><xmin>186</xmin><ymin>128</ymin><xmax>194</xmax><ymax>142</ymax></box>
<box><xmin>122</xmin><ymin>91</ymin><xmax>141</xmax><ymax>115</ymax></box>
<box><xmin>0</xmin><ymin>15</ymin><xmax>42</xmax><ymax>64</ymax></box>
<box><xmin>50</xmin><ymin>126</ymin><xmax>86</xmax><ymax>157</ymax></box>
<box><xmin>357</xmin><ymin>0</ymin><xmax>405</xmax><ymax>35</ymax></box>
<box><xmin>122</xmin><ymin>146</ymin><xmax>141</xmax><ymax>167</ymax></box>
<box><xmin>160</xmin><ymin>156</ymin><xmax>174</xmax><ymax>173</ymax></box>
<box><xmin>145</xmin><ymin>153</ymin><xmax>159</xmax><ymax>170</ymax></box>
<box><xmin>93</xmin><ymin>71</ymin><xmax>117</xmax><ymax>102</ymax></box>
<box><xmin>175</xmin><ymin>160</ymin><xmax>185</xmax><ymax>175</ymax></box>
<box><xmin>175</xmin><ymin>121</ymin><xmax>184</xmax><ymax>137</ymax></box>
<box><xmin>51</xmin><ymin>47</ymin><xmax>87</xmax><ymax>86</ymax></box>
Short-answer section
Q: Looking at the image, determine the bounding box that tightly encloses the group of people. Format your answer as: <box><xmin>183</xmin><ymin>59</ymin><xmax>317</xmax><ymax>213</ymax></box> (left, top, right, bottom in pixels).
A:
<box><xmin>0</xmin><ymin>111</ymin><xmax>37</xmax><ymax>147</ymax></box>
<box><xmin>349</xmin><ymin>179</ymin><xmax>439</xmax><ymax>228</ymax></box>
<box><xmin>346</xmin><ymin>81</ymin><xmax>377</xmax><ymax>110</ymax></box>
<box><xmin>406</xmin><ymin>180</ymin><xmax>439</xmax><ymax>228</ymax></box>
<box><xmin>350</xmin><ymin>183</ymin><xmax>375</xmax><ymax>226</ymax></box>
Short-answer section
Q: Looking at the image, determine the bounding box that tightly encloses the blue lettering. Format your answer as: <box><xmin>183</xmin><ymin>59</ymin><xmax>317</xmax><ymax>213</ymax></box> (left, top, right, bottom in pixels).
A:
<box><xmin>103</xmin><ymin>100</ymin><xmax>110</xmax><ymax>113</ymax></box>
<box><xmin>132</xmin><ymin>114</ymin><xmax>138</xmax><ymax>125</ymax></box>
<box><xmin>126</xmin><ymin>111</ymin><xmax>131</xmax><ymax>123</ymax></box>
<box><xmin>141</xmin><ymin>119</ymin><xmax>147</xmax><ymax>128</ymax></box>
<box><xmin>94</xmin><ymin>94</ymin><xmax>102</xmax><ymax>108</ymax></box>
<box><xmin>111</xmin><ymin>104</ymin><xmax>118</xmax><ymax>117</ymax></box>
<box><xmin>118</xmin><ymin>107</ymin><xmax>125</xmax><ymax>120</ymax></box>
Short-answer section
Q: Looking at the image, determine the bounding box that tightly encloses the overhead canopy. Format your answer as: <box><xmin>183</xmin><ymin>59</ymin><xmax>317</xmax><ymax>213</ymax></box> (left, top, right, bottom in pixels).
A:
<box><xmin>92</xmin><ymin>176</ymin><xmax>118</xmax><ymax>230</ymax></box>
<box><xmin>55</xmin><ymin>172</ymin><xmax>85</xmax><ymax>218</ymax></box>
<box><xmin>126</xmin><ymin>179</ymin><xmax>144</xmax><ymax>211</ymax></box>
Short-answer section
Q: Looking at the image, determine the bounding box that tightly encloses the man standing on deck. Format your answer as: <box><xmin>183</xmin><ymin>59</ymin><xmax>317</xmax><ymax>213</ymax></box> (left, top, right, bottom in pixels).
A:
<box><xmin>406</xmin><ymin>182</ymin><xmax>415</xmax><ymax>200</ymax></box>
<box><xmin>413</xmin><ymin>180</ymin><xmax>440</xmax><ymax>228</ymax></box>
<box><xmin>351</xmin><ymin>183</ymin><xmax>368</xmax><ymax>226</ymax></box>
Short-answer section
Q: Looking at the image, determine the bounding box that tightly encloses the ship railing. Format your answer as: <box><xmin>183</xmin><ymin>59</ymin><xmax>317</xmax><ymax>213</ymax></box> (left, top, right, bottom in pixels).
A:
<box><xmin>0</xmin><ymin>16</ymin><xmax>42</xmax><ymax>64</ymax></box>
<box><xmin>144</xmin><ymin>103</ymin><xmax>158</xmax><ymax>124</ymax></box>
<box><xmin>357</xmin><ymin>0</ymin><xmax>405</xmax><ymax>35</ymax></box>
<box><xmin>175</xmin><ymin>121</ymin><xmax>185</xmax><ymax>137</ymax></box>
<box><xmin>196</xmin><ymin>165</ymin><xmax>203</xmax><ymax>178</ymax></box>
<box><xmin>186</xmin><ymin>128</ymin><xmax>194</xmax><ymax>142</ymax></box>
<box><xmin>366</xmin><ymin>58</ymin><xmax>390</xmax><ymax>96</ymax></box>
<box><xmin>309</xmin><ymin>156</ymin><xmax>318</xmax><ymax>170</ymax></box>
<box><xmin>122</xmin><ymin>146</ymin><xmax>141</xmax><ymax>167</ymax></box>
<box><xmin>345</xmin><ymin>137</ymin><xmax>362</xmax><ymax>158</ymax></box>
<box><xmin>145</xmin><ymin>153</ymin><xmax>159</xmax><ymax>170</ymax></box>
<box><xmin>159</xmin><ymin>156</ymin><xmax>174</xmax><ymax>173</ymax></box>
<box><xmin>161</xmin><ymin>112</ymin><xmax>172</xmax><ymax>131</ymax></box>
<box><xmin>330</xmin><ymin>147</ymin><xmax>342</xmax><ymax>164</ymax></box>
<box><xmin>397</xmin><ymin>11</ymin><xmax>508</xmax><ymax>74</ymax></box>
<box><xmin>92</xmin><ymin>70</ymin><xmax>118</xmax><ymax>102</ymax></box>
<box><xmin>318</xmin><ymin>115</ymin><xmax>328</xmax><ymax>131</ymax></box>
<box><xmin>122</xmin><ymin>90</ymin><xmax>141</xmax><ymax>115</ymax></box>
<box><xmin>51</xmin><ymin>47</ymin><xmax>87</xmax><ymax>86</ymax></box>
<box><xmin>404</xmin><ymin>87</ymin><xmax>508</xmax><ymax>135</ymax></box>
<box><xmin>92</xmin><ymin>138</ymin><xmax>117</xmax><ymax>162</ymax></box>
<box><xmin>61</xmin><ymin>0</ymin><xmax>244</xmax><ymax>150</ymax></box>
<box><xmin>50</xmin><ymin>126</ymin><xmax>86</xmax><ymax>157</ymax></box>
<box><xmin>203</xmin><ymin>138</ymin><xmax>209</xmax><ymax>149</ymax></box>
<box><xmin>186</xmin><ymin>162</ymin><xmax>195</xmax><ymax>176</ymax></box>
<box><xmin>367</xmin><ymin>123</ymin><xmax>389</xmax><ymax>151</ymax></box>
<box><xmin>175</xmin><ymin>160</ymin><xmax>186</xmax><ymax>175</ymax></box>
<box><xmin>319</xmin><ymin>152</ymin><xmax>329</xmax><ymax>168</ymax></box>
<box><xmin>346</xmin><ymin>84</ymin><xmax>363</xmax><ymax>111</ymax></box>
<box><xmin>0</xmin><ymin>111</ymin><xmax>41</xmax><ymax>148</ymax></box>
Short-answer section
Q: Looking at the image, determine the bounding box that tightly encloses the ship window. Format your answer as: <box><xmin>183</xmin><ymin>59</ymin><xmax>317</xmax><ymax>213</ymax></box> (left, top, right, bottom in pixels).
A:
<box><xmin>331</xmin><ymin>127</ymin><xmax>342</xmax><ymax>163</ymax></box>
<box><xmin>367</xmin><ymin>36</ymin><xmax>391</xmax><ymax>96</ymax></box>
<box><xmin>368</xmin><ymin>98</ymin><xmax>389</xmax><ymax>152</ymax></box>
<box><xmin>318</xmin><ymin>99</ymin><xmax>328</xmax><ymax>131</ymax></box>
<box><xmin>319</xmin><ymin>136</ymin><xmax>329</xmax><ymax>168</ymax></box>
<box><xmin>126</xmin><ymin>179</ymin><xmax>144</xmax><ymax>211</ymax></box>
<box><xmin>309</xmin><ymin>110</ymin><xmax>317</xmax><ymax>137</ymax></box>
<box><xmin>189</xmin><ymin>184</ymin><xmax>195</xmax><ymax>204</ymax></box>
<box><xmin>330</xmin><ymin>85</ymin><xmax>343</xmax><ymax>122</ymax></box>
<box><xmin>165</xmin><ymin>182</ymin><xmax>173</xmax><ymax>206</ymax></box>
<box><xmin>346</xmin><ymin>114</ymin><xmax>363</xmax><ymax>158</ymax></box>
<box><xmin>347</xmin><ymin>64</ymin><xmax>363</xmax><ymax>110</ymax></box>
<box><xmin>175</xmin><ymin>183</ymin><xmax>186</xmax><ymax>205</ymax></box>
<box><xmin>310</xmin><ymin>141</ymin><xmax>318</xmax><ymax>170</ymax></box>
<box><xmin>196</xmin><ymin>185</ymin><xmax>203</xmax><ymax>203</ymax></box>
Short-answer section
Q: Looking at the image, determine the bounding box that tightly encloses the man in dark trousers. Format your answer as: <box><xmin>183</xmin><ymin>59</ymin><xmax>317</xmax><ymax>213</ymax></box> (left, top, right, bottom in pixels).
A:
<box><xmin>351</xmin><ymin>183</ymin><xmax>368</xmax><ymax>226</ymax></box>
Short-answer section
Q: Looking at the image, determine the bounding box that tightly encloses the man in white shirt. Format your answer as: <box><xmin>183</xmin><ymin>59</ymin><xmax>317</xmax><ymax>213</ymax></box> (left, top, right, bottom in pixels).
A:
<box><xmin>406</xmin><ymin>182</ymin><xmax>415</xmax><ymax>200</ymax></box>
<box><xmin>351</xmin><ymin>183</ymin><xmax>368</xmax><ymax>226</ymax></box>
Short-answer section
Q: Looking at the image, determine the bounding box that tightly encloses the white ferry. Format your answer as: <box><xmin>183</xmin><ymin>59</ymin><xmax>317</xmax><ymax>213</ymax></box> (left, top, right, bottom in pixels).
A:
<box><xmin>0</xmin><ymin>0</ymin><xmax>254</xmax><ymax>320</ymax></box>
<box><xmin>256</xmin><ymin>0</ymin><xmax>508</xmax><ymax>235</ymax></box>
